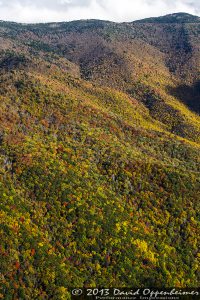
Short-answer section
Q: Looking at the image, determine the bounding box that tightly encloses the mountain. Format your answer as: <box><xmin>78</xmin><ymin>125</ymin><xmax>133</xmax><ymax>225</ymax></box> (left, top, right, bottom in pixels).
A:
<box><xmin>0</xmin><ymin>13</ymin><xmax>199</xmax><ymax>298</ymax></box>
<box><xmin>136</xmin><ymin>12</ymin><xmax>200</xmax><ymax>23</ymax></box>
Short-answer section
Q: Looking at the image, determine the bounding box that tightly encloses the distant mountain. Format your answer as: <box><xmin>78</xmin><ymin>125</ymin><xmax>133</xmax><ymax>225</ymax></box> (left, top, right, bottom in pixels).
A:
<box><xmin>135</xmin><ymin>12</ymin><xmax>200</xmax><ymax>23</ymax></box>
<box><xmin>0</xmin><ymin>13</ymin><xmax>199</xmax><ymax>298</ymax></box>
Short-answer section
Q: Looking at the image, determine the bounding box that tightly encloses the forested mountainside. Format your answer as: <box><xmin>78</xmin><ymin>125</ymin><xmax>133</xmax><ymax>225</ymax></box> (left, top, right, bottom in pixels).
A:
<box><xmin>0</xmin><ymin>12</ymin><xmax>200</xmax><ymax>299</ymax></box>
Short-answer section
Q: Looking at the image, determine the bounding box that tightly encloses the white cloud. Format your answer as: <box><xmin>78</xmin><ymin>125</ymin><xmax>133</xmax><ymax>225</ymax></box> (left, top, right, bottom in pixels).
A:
<box><xmin>0</xmin><ymin>0</ymin><xmax>199</xmax><ymax>23</ymax></box>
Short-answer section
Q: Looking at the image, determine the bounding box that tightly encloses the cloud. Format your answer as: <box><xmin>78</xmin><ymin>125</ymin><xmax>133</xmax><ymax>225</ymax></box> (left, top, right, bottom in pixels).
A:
<box><xmin>0</xmin><ymin>0</ymin><xmax>199</xmax><ymax>23</ymax></box>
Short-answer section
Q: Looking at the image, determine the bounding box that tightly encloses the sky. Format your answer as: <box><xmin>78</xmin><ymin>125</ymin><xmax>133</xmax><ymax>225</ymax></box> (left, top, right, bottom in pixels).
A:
<box><xmin>0</xmin><ymin>0</ymin><xmax>200</xmax><ymax>23</ymax></box>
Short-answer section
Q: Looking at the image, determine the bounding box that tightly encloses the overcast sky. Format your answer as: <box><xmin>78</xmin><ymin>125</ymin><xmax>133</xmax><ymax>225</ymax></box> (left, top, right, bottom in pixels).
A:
<box><xmin>0</xmin><ymin>0</ymin><xmax>200</xmax><ymax>23</ymax></box>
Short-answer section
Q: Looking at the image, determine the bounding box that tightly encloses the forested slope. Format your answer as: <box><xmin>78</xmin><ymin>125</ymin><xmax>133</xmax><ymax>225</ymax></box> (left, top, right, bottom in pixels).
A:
<box><xmin>0</xmin><ymin>13</ymin><xmax>199</xmax><ymax>299</ymax></box>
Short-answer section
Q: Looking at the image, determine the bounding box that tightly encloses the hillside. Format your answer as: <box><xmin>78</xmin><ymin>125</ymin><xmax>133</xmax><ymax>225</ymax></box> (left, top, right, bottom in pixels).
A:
<box><xmin>0</xmin><ymin>13</ymin><xmax>200</xmax><ymax>299</ymax></box>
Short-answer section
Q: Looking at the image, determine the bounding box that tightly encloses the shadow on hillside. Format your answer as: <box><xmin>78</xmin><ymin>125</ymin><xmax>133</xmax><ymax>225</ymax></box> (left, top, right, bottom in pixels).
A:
<box><xmin>168</xmin><ymin>80</ymin><xmax>200</xmax><ymax>114</ymax></box>
<box><xmin>0</xmin><ymin>53</ymin><xmax>30</xmax><ymax>71</ymax></box>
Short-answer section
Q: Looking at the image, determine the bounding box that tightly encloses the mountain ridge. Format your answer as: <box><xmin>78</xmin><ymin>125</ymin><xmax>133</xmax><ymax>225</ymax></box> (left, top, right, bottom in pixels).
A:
<box><xmin>0</xmin><ymin>12</ymin><xmax>200</xmax><ymax>25</ymax></box>
<box><xmin>0</xmin><ymin>12</ymin><xmax>199</xmax><ymax>298</ymax></box>
<box><xmin>134</xmin><ymin>12</ymin><xmax>200</xmax><ymax>23</ymax></box>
